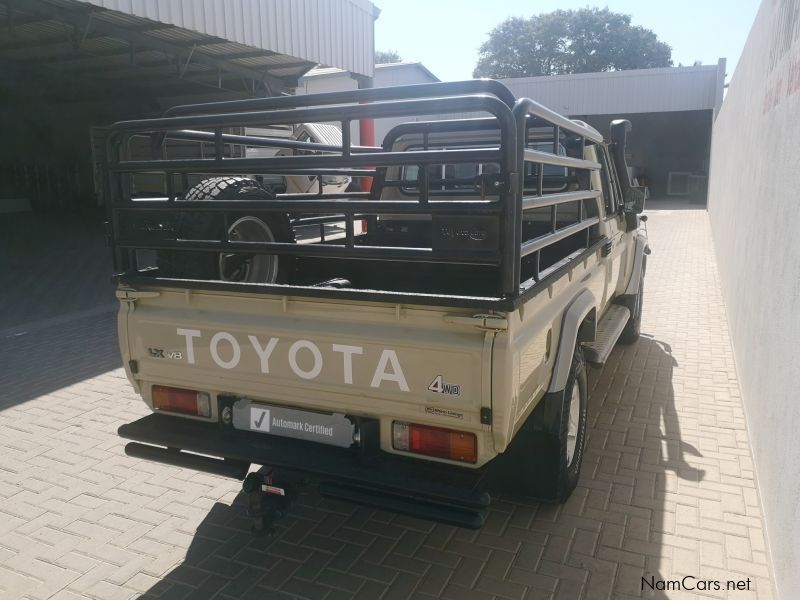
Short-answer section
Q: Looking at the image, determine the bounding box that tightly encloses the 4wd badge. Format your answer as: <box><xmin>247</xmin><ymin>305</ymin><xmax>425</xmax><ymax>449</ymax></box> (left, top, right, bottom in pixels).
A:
<box><xmin>428</xmin><ymin>375</ymin><xmax>461</xmax><ymax>396</ymax></box>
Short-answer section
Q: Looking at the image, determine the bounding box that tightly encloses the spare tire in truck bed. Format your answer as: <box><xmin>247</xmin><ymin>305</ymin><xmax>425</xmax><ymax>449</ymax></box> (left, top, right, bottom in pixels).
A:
<box><xmin>157</xmin><ymin>177</ymin><xmax>295</xmax><ymax>284</ymax></box>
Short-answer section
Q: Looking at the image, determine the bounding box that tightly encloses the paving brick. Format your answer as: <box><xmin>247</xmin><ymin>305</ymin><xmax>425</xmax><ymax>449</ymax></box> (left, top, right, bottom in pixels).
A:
<box><xmin>280</xmin><ymin>577</ymin><xmax>330</xmax><ymax>600</ymax></box>
<box><xmin>450</xmin><ymin>556</ymin><xmax>486</xmax><ymax>588</ymax></box>
<box><xmin>380</xmin><ymin>572</ymin><xmax>419</xmax><ymax>600</ymax></box>
<box><xmin>475</xmin><ymin>574</ymin><xmax>527</xmax><ymax>600</ymax></box>
<box><xmin>414</xmin><ymin>546</ymin><xmax>461</xmax><ymax>569</ymax></box>
<box><xmin>315</xmin><ymin>568</ymin><xmax>365</xmax><ymax>593</ymax></box>
<box><xmin>441</xmin><ymin>582</ymin><xmax>494</xmax><ymax>600</ymax></box>
<box><xmin>416</xmin><ymin>563</ymin><xmax>453</xmax><ymax>596</ymax></box>
<box><xmin>353</xmin><ymin>580</ymin><xmax>390</xmax><ymax>600</ymax></box>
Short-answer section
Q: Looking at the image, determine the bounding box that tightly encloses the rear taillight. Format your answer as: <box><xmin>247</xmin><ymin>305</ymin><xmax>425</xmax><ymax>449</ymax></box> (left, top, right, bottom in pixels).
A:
<box><xmin>392</xmin><ymin>421</ymin><xmax>477</xmax><ymax>463</ymax></box>
<box><xmin>152</xmin><ymin>385</ymin><xmax>211</xmax><ymax>418</ymax></box>
<box><xmin>360</xmin><ymin>218</ymin><xmax>369</xmax><ymax>234</ymax></box>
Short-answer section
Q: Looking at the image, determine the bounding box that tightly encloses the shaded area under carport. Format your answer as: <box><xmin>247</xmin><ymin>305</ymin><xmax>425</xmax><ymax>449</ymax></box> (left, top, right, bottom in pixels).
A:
<box><xmin>577</xmin><ymin>110</ymin><xmax>713</xmax><ymax>202</ymax></box>
<box><xmin>0</xmin><ymin>213</ymin><xmax>114</xmax><ymax>330</ymax></box>
<box><xmin>0</xmin><ymin>0</ymin><xmax>353</xmax><ymax>214</ymax></box>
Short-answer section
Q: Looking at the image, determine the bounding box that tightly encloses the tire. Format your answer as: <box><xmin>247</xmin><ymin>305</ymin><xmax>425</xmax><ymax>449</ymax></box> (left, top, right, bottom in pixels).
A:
<box><xmin>555</xmin><ymin>346</ymin><xmax>589</xmax><ymax>501</ymax></box>
<box><xmin>182</xmin><ymin>176</ymin><xmax>267</xmax><ymax>203</ymax></box>
<box><xmin>158</xmin><ymin>177</ymin><xmax>295</xmax><ymax>283</ymax></box>
<box><xmin>619</xmin><ymin>256</ymin><xmax>646</xmax><ymax>344</ymax></box>
<box><xmin>486</xmin><ymin>345</ymin><xmax>589</xmax><ymax>502</ymax></box>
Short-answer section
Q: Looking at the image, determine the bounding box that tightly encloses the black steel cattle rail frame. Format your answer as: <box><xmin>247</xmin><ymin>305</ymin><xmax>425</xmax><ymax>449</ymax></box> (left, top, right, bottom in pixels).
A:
<box><xmin>105</xmin><ymin>80</ymin><xmax>604</xmax><ymax>309</ymax></box>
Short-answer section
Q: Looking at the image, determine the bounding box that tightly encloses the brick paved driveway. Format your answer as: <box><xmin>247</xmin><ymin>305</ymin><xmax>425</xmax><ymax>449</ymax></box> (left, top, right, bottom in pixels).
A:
<box><xmin>0</xmin><ymin>205</ymin><xmax>775</xmax><ymax>599</ymax></box>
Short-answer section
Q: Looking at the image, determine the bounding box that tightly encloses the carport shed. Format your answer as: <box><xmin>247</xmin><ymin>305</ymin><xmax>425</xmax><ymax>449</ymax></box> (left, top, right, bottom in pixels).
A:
<box><xmin>501</xmin><ymin>62</ymin><xmax>727</xmax><ymax>201</ymax></box>
<box><xmin>0</xmin><ymin>0</ymin><xmax>378</xmax><ymax>214</ymax></box>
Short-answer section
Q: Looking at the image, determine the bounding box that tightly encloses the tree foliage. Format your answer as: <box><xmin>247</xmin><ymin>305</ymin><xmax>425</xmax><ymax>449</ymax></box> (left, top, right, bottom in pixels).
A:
<box><xmin>375</xmin><ymin>49</ymin><xmax>402</xmax><ymax>64</ymax></box>
<box><xmin>474</xmin><ymin>8</ymin><xmax>672</xmax><ymax>78</ymax></box>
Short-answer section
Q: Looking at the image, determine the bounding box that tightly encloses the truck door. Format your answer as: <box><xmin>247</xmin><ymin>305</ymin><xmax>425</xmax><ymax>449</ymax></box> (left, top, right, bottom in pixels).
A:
<box><xmin>595</xmin><ymin>145</ymin><xmax>627</xmax><ymax>308</ymax></box>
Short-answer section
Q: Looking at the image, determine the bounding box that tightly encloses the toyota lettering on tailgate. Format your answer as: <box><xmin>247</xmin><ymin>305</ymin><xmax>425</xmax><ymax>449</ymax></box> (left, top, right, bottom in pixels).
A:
<box><xmin>174</xmin><ymin>328</ymin><xmax>409</xmax><ymax>391</ymax></box>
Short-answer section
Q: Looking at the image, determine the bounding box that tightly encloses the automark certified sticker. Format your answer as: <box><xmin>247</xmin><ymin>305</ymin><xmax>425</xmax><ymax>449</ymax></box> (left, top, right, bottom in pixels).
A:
<box><xmin>232</xmin><ymin>399</ymin><xmax>356</xmax><ymax>448</ymax></box>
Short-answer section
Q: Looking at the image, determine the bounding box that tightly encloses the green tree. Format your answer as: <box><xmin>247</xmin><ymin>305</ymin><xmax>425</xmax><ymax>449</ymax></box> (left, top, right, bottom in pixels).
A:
<box><xmin>375</xmin><ymin>50</ymin><xmax>402</xmax><ymax>64</ymax></box>
<box><xmin>474</xmin><ymin>8</ymin><xmax>672</xmax><ymax>78</ymax></box>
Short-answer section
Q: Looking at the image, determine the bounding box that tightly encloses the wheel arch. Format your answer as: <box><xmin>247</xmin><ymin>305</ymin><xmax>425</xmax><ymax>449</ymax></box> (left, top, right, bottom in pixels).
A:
<box><xmin>547</xmin><ymin>289</ymin><xmax>597</xmax><ymax>394</ymax></box>
<box><xmin>624</xmin><ymin>232</ymin><xmax>649</xmax><ymax>296</ymax></box>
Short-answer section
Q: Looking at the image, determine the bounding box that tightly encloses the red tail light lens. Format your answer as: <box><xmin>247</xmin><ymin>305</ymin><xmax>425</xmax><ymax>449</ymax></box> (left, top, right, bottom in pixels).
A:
<box><xmin>152</xmin><ymin>385</ymin><xmax>211</xmax><ymax>417</ymax></box>
<box><xmin>392</xmin><ymin>421</ymin><xmax>477</xmax><ymax>463</ymax></box>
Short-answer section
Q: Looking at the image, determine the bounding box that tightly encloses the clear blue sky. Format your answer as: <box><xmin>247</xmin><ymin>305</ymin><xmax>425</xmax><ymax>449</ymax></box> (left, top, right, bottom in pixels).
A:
<box><xmin>373</xmin><ymin>0</ymin><xmax>761</xmax><ymax>82</ymax></box>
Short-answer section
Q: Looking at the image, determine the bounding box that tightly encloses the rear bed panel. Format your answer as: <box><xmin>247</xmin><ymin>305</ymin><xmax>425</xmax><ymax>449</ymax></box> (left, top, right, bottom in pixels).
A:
<box><xmin>119</xmin><ymin>287</ymin><xmax>497</xmax><ymax>463</ymax></box>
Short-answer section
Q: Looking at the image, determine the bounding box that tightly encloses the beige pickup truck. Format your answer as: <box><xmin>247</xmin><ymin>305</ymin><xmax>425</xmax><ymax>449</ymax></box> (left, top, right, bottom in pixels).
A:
<box><xmin>107</xmin><ymin>80</ymin><xmax>648</xmax><ymax>529</ymax></box>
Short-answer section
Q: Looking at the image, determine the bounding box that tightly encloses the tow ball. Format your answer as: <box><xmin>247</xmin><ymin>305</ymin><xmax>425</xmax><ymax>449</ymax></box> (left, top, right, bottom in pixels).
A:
<box><xmin>242</xmin><ymin>470</ymin><xmax>298</xmax><ymax>535</ymax></box>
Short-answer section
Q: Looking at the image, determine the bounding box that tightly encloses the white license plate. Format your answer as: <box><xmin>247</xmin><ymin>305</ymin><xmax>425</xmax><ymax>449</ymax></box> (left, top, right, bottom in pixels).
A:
<box><xmin>232</xmin><ymin>400</ymin><xmax>356</xmax><ymax>448</ymax></box>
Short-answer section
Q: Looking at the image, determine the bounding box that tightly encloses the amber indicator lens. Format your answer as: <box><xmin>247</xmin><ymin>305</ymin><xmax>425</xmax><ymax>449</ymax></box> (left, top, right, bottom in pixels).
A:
<box><xmin>152</xmin><ymin>385</ymin><xmax>211</xmax><ymax>417</ymax></box>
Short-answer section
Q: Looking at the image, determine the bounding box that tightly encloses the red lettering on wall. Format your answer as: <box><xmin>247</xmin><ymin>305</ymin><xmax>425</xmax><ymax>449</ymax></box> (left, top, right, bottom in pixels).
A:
<box><xmin>788</xmin><ymin>58</ymin><xmax>800</xmax><ymax>96</ymax></box>
<box><xmin>763</xmin><ymin>77</ymin><xmax>787</xmax><ymax>113</ymax></box>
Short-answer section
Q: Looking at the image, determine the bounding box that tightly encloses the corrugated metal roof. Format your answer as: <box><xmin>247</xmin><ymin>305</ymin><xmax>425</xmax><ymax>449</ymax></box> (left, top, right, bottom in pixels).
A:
<box><xmin>0</xmin><ymin>0</ymin><xmax>377</xmax><ymax>104</ymax></box>
<box><xmin>83</xmin><ymin>0</ymin><xmax>378</xmax><ymax>77</ymax></box>
<box><xmin>501</xmin><ymin>63</ymin><xmax>727</xmax><ymax>116</ymax></box>
<box><xmin>305</xmin><ymin>123</ymin><xmax>343</xmax><ymax>147</ymax></box>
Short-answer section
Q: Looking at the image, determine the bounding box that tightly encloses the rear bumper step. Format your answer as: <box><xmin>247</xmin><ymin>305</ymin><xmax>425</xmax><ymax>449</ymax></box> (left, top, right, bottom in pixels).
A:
<box><xmin>124</xmin><ymin>442</ymin><xmax>250</xmax><ymax>480</ymax></box>
<box><xmin>119</xmin><ymin>413</ymin><xmax>489</xmax><ymax>528</ymax></box>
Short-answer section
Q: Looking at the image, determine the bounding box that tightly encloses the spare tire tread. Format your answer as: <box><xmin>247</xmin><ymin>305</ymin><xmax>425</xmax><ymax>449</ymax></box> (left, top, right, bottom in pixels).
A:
<box><xmin>182</xmin><ymin>176</ymin><xmax>273</xmax><ymax>202</ymax></box>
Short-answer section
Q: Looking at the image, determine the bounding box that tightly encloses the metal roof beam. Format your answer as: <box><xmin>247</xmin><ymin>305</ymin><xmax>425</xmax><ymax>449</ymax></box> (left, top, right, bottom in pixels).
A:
<box><xmin>6</xmin><ymin>43</ymin><xmax>131</xmax><ymax>64</ymax></box>
<box><xmin>0</xmin><ymin>49</ymin><xmax>253</xmax><ymax>103</ymax></box>
<box><xmin>212</xmin><ymin>50</ymin><xmax>279</xmax><ymax>60</ymax></box>
<box><xmin>78</xmin><ymin>68</ymin><xmax>265</xmax><ymax>97</ymax></box>
<box><xmin>0</xmin><ymin>20</ymin><xmax>190</xmax><ymax>53</ymax></box>
<box><xmin>0</xmin><ymin>33</ymin><xmax>231</xmax><ymax>64</ymax></box>
<box><xmin>0</xmin><ymin>30</ymin><xmax>106</xmax><ymax>53</ymax></box>
<box><xmin>1</xmin><ymin>59</ymin><xmax>249</xmax><ymax>105</ymax></box>
<box><xmin>4</xmin><ymin>0</ymin><xmax>289</xmax><ymax>93</ymax></box>
<box><xmin>264</xmin><ymin>60</ymin><xmax>317</xmax><ymax>72</ymax></box>
<box><xmin>48</xmin><ymin>57</ymin><xmax>301</xmax><ymax>98</ymax></box>
<box><xmin>3</xmin><ymin>13</ymin><xmax>57</xmax><ymax>29</ymax></box>
<box><xmin>62</xmin><ymin>57</ymin><xmax>201</xmax><ymax>77</ymax></box>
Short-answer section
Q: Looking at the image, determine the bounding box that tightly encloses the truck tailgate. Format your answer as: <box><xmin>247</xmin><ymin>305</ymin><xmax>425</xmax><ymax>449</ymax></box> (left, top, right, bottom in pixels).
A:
<box><xmin>118</xmin><ymin>287</ymin><xmax>494</xmax><ymax>429</ymax></box>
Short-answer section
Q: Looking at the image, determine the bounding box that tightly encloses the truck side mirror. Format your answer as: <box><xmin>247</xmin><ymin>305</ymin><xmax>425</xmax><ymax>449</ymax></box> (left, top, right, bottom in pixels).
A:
<box><xmin>609</xmin><ymin>119</ymin><xmax>647</xmax><ymax>215</ymax></box>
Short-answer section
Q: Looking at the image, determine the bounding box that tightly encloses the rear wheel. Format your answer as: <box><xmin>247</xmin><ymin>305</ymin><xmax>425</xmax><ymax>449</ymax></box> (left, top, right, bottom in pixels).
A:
<box><xmin>556</xmin><ymin>347</ymin><xmax>588</xmax><ymax>500</ymax></box>
<box><xmin>487</xmin><ymin>344</ymin><xmax>588</xmax><ymax>502</ymax></box>
<box><xmin>158</xmin><ymin>177</ymin><xmax>295</xmax><ymax>283</ymax></box>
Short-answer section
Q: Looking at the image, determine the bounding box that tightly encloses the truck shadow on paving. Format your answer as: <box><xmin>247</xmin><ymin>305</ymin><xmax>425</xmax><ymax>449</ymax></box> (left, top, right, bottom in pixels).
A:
<box><xmin>138</xmin><ymin>336</ymin><xmax>705</xmax><ymax>600</ymax></box>
<box><xmin>584</xmin><ymin>336</ymin><xmax>706</xmax><ymax>599</ymax></box>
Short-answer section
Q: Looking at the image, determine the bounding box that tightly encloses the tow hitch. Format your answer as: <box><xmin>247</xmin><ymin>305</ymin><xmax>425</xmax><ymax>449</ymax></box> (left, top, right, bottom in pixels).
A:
<box><xmin>242</xmin><ymin>469</ymin><xmax>299</xmax><ymax>535</ymax></box>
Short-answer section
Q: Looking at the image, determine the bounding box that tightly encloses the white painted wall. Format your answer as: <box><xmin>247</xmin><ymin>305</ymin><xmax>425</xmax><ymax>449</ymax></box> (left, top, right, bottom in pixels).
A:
<box><xmin>502</xmin><ymin>62</ymin><xmax>726</xmax><ymax>116</ymax></box>
<box><xmin>707</xmin><ymin>1</ymin><xmax>800</xmax><ymax>598</ymax></box>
